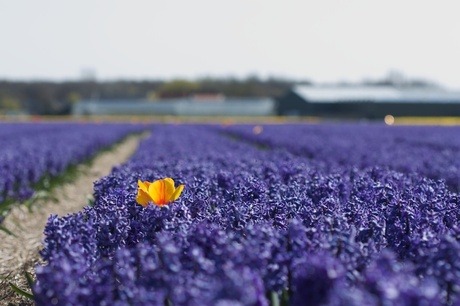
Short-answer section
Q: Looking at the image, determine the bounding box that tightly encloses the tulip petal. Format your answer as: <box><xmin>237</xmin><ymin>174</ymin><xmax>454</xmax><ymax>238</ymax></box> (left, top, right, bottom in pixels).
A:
<box><xmin>136</xmin><ymin>188</ymin><xmax>152</xmax><ymax>207</ymax></box>
<box><xmin>169</xmin><ymin>184</ymin><xmax>185</xmax><ymax>202</ymax></box>
<box><xmin>138</xmin><ymin>180</ymin><xmax>150</xmax><ymax>192</ymax></box>
<box><xmin>149</xmin><ymin>178</ymin><xmax>175</xmax><ymax>205</ymax></box>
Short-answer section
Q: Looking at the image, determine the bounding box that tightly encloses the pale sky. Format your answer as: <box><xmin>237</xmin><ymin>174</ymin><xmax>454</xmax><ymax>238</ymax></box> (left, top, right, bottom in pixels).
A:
<box><xmin>1</xmin><ymin>0</ymin><xmax>460</xmax><ymax>88</ymax></box>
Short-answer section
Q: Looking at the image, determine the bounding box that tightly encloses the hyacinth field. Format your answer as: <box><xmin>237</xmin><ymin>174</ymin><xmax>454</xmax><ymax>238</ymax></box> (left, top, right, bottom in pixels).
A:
<box><xmin>0</xmin><ymin>122</ymin><xmax>145</xmax><ymax>224</ymax></box>
<box><xmin>6</xmin><ymin>122</ymin><xmax>459</xmax><ymax>305</ymax></box>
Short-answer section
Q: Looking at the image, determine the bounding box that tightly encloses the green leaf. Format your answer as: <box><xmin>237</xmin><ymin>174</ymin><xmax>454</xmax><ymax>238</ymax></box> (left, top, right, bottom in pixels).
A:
<box><xmin>164</xmin><ymin>297</ymin><xmax>173</xmax><ymax>306</ymax></box>
<box><xmin>280</xmin><ymin>289</ymin><xmax>289</xmax><ymax>306</ymax></box>
<box><xmin>87</xmin><ymin>195</ymin><xmax>95</xmax><ymax>207</ymax></box>
<box><xmin>269</xmin><ymin>291</ymin><xmax>280</xmax><ymax>306</ymax></box>
<box><xmin>25</xmin><ymin>271</ymin><xmax>35</xmax><ymax>289</ymax></box>
<box><xmin>0</xmin><ymin>225</ymin><xmax>17</xmax><ymax>237</ymax></box>
<box><xmin>8</xmin><ymin>282</ymin><xmax>34</xmax><ymax>300</ymax></box>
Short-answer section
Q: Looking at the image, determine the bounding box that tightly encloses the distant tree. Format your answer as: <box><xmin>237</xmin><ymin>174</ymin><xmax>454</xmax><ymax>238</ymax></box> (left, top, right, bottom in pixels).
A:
<box><xmin>0</xmin><ymin>95</ymin><xmax>22</xmax><ymax>111</ymax></box>
<box><xmin>156</xmin><ymin>79</ymin><xmax>200</xmax><ymax>98</ymax></box>
<box><xmin>66</xmin><ymin>91</ymin><xmax>81</xmax><ymax>104</ymax></box>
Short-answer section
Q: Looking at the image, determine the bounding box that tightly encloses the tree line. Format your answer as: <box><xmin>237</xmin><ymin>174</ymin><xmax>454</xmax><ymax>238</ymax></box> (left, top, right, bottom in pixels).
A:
<box><xmin>0</xmin><ymin>77</ymin><xmax>301</xmax><ymax>115</ymax></box>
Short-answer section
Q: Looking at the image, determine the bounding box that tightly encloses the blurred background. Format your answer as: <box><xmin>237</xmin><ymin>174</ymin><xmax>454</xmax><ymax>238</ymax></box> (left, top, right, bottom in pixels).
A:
<box><xmin>1</xmin><ymin>0</ymin><xmax>460</xmax><ymax>120</ymax></box>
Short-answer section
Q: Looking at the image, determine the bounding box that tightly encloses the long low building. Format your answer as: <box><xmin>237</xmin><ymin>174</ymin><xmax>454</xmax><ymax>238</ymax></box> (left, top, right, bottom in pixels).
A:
<box><xmin>72</xmin><ymin>97</ymin><xmax>275</xmax><ymax>117</ymax></box>
<box><xmin>277</xmin><ymin>85</ymin><xmax>460</xmax><ymax>118</ymax></box>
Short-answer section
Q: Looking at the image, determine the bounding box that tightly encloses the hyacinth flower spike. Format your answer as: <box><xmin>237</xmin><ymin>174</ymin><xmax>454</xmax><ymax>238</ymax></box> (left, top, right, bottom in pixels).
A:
<box><xmin>136</xmin><ymin>178</ymin><xmax>185</xmax><ymax>207</ymax></box>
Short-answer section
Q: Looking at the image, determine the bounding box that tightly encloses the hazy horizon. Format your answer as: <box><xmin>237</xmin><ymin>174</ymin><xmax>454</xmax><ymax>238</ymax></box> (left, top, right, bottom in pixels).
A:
<box><xmin>1</xmin><ymin>0</ymin><xmax>460</xmax><ymax>88</ymax></box>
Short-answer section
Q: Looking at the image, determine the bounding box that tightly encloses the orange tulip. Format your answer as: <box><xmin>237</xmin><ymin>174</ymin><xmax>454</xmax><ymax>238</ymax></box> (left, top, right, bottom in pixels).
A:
<box><xmin>136</xmin><ymin>178</ymin><xmax>185</xmax><ymax>207</ymax></box>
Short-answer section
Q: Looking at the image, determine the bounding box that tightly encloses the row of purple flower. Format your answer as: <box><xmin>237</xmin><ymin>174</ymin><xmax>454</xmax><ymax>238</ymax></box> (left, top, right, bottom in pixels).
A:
<box><xmin>222</xmin><ymin>123</ymin><xmax>460</xmax><ymax>191</ymax></box>
<box><xmin>0</xmin><ymin>122</ymin><xmax>145</xmax><ymax>223</ymax></box>
<box><xmin>34</xmin><ymin>124</ymin><xmax>460</xmax><ymax>305</ymax></box>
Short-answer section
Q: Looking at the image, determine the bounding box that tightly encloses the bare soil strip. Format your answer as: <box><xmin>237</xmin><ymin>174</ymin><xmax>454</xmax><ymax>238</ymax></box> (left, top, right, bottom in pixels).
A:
<box><xmin>0</xmin><ymin>133</ymin><xmax>145</xmax><ymax>305</ymax></box>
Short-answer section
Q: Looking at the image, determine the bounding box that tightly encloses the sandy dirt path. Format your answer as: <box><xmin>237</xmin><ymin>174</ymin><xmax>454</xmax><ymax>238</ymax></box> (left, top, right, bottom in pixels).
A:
<box><xmin>0</xmin><ymin>133</ymin><xmax>144</xmax><ymax>305</ymax></box>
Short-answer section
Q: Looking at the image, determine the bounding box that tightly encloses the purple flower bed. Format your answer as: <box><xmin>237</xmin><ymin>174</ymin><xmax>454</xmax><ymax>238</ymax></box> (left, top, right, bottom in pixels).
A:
<box><xmin>222</xmin><ymin>123</ymin><xmax>460</xmax><ymax>191</ymax></box>
<box><xmin>34</xmin><ymin>124</ymin><xmax>460</xmax><ymax>305</ymax></box>
<box><xmin>0</xmin><ymin>122</ymin><xmax>145</xmax><ymax>222</ymax></box>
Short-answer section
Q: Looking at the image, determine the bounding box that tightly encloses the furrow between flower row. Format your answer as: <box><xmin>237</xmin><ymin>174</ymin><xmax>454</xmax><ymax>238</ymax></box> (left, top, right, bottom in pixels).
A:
<box><xmin>0</xmin><ymin>122</ymin><xmax>146</xmax><ymax>223</ymax></box>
